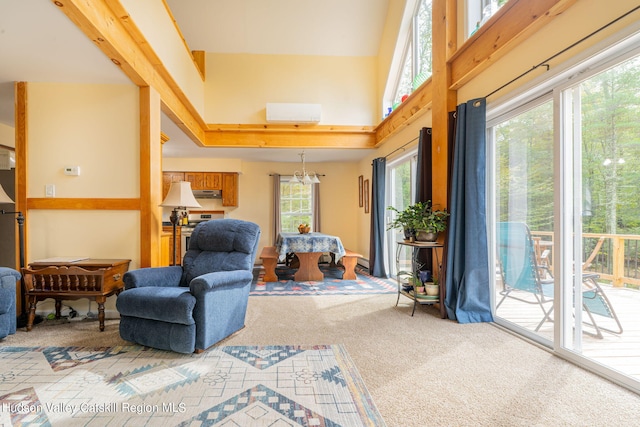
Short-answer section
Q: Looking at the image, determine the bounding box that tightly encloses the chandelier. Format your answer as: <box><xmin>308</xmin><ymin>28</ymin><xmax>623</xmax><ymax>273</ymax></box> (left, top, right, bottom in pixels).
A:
<box><xmin>289</xmin><ymin>151</ymin><xmax>321</xmax><ymax>185</ymax></box>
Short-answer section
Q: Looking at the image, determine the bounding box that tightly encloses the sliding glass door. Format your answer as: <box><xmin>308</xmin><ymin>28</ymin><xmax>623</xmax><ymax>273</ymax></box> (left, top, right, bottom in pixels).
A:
<box><xmin>490</xmin><ymin>36</ymin><xmax>640</xmax><ymax>391</ymax></box>
<box><xmin>386</xmin><ymin>152</ymin><xmax>417</xmax><ymax>277</ymax></box>
<box><xmin>557</xmin><ymin>53</ymin><xmax>640</xmax><ymax>384</ymax></box>
<box><xmin>492</xmin><ymin>97</ymin><xmax>555</xmax><ymax>344</ymax></box>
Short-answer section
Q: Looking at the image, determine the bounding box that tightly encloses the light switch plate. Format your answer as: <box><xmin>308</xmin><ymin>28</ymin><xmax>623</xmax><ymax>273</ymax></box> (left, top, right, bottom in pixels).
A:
<box><xmin>45</xmin><ymin>184</ymin><xmax>55</xmax><ymax>197</ymax></box>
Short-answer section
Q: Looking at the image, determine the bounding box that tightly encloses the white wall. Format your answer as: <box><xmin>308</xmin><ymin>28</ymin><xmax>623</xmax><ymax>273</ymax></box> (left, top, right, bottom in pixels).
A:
<box><xmin>204</xmin><ymin>53</ymin><xmax>378</xmax><ymax>125</ymax></box>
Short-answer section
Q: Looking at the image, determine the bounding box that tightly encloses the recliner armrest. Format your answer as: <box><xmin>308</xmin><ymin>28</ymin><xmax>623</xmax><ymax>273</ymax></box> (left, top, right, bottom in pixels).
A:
<box><xmin>123</xmin><ymin>266</ymin><xmax>183</xmax><ymax>289</ymax></box>
<box><xmin>0</xmin><ymin>267</ymin><xmax>21</xmax><ymax>290</ymax></box>
<box><xmin>189</xmin><ymin>270</ymin><xmax>253</xmax><ymax>295</ymax></box>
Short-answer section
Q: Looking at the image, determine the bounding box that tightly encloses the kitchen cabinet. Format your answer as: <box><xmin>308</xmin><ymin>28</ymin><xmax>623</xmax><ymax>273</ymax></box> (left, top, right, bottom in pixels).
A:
<box><xmin>178</xmin><ymin>172</ymin><xmax>222</xmax><ymax>191</ymax></box>
<box><xmin>204</xmin><ymin>172</ymin><xmax>222</xmax><ymax>190</ymax></box>
<box><xmin>184</xmin><ymin>172</ymin><xmax>204</xmax><ymax>190</ymax></box>
<box><xmin>162</xmin><ymin>172</ymin><xmax>184</xmax><ymax>200</ymax></box>
<box><xmin>162</xmin><ymin>171</ymin><xmax>239</xmax><ymax>207</ymax></box>
<box><xmin>222</xmin><ymin>173</ymin><xmax>238</xmax><ymax>207</ymax></box>
<box><xmin>162</xmin><ymin>225</ymin><xmax>181</xmax><ymax>265</ymax></box>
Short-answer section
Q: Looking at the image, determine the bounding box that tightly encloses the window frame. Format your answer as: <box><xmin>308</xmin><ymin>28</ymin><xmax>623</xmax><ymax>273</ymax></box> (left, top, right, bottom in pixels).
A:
<box><xmin>383</xmin><ymin>0</ymin><xmax>433</xmax><ymax>117</ymax></box>
<box><xmin>279</xmin><ymin>176</ymin><xmax>316</xmax><ymax>233</ymax></box>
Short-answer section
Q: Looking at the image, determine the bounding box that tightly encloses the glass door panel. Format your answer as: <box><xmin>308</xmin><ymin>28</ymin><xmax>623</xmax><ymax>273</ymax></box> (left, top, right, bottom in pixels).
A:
<box><xmin>560</xmin><ymin>54</ymin><xmax>640</xmax><ymax>381</ymax></box>
<box><xmin>386</xmin><ymin>154</ymin><xmax>415</xmax><ymax>278</ymax></box>
<box><xmin>493</xmin><ymin>98</ymin><xmax>555</xmax><ymax>343</ymax></box>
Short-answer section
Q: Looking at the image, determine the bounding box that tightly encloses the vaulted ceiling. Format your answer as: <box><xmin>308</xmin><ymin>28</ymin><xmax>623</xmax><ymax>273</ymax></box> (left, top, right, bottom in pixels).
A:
<box><xmin>0</xmin><ymin>0</ymin><xmax>390</xmax><ymax>162</ymax></box>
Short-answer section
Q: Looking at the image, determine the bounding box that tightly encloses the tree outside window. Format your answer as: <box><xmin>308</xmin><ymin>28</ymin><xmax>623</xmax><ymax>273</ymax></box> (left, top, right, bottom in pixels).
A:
<box><xmin>389</xmin><ymin>0</ymin><xmax>433</xmax><ymax>112</ymax></box>
<box><xmin>280</xmin><ymin>179</ymin><xmax>314</xmax><ymax>232</ymax></box>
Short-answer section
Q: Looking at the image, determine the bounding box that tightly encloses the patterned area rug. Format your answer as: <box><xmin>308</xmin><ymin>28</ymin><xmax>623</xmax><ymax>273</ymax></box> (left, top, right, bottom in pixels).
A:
<box><xmin>0</xmin><ymin>344</ymin><xmax>385</xmax><ymax>426</ymax></box>
<box><xmin>251</xmin><ymin>264</ymin><xmax>397</xmax><ymax>296</ymax></box>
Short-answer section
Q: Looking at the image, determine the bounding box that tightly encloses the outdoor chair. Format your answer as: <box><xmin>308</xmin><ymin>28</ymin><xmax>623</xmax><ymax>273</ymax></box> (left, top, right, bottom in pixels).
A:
<box><xmin>497</xmin><ymin>222</ymin><xmax>623</xmax><ymax>338</ymax></box>
<box><xmin>497</xmin><ymin>222</ymin><xmax>554</xmax><ymax>331</ymax></box>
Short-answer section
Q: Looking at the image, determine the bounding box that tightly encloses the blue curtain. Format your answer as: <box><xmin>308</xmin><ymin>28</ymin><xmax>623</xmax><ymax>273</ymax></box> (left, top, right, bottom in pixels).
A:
<box><xmin>444</xmin><ymin>98</ymin><xmax>493</xmax><ymax>323</ymax></box>
<box><xmin>369</xmin><ymin>157</ymin><xmax>387</xmax><ymax>278</ymax></box>
<box><xmin>415</xmin><ymin>127</ymin><xmax>432</xmax><ymax>204</ymax></box>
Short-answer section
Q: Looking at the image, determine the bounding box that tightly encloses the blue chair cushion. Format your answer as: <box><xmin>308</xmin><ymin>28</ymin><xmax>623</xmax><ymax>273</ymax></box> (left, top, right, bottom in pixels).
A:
<box><xmin>116</xmin><ymin>287</ymin><xmax>196</xmax><ymax>326</ymax></box>
<box><xmin>0</xmin><ymin>288</ymin><xmax>11</xmax><ymax>314</ymax></box>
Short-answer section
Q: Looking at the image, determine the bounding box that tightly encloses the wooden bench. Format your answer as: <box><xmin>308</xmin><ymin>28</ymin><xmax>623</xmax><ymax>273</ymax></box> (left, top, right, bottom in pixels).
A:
<box><xmin>330</xmin><ymin>250</ymin><xmax>363</xmax><ymax>280</ymax></box>
<box><xmin>259</xmin><ymin>246</ymin><xmax>279</xmax><ymax>282</ymax></box>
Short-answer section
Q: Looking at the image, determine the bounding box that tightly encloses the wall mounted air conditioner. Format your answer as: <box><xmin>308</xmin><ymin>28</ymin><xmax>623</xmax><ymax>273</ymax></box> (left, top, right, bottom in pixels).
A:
<box><xmin>266</xmin><ymin>103</ymin><xmax>321</xmax><ymax>124</ymax></box>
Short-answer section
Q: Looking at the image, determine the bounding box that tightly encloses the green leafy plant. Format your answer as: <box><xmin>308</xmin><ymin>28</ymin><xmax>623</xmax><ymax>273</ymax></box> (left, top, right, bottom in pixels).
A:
<box><xmin>411</xmin><ymin>201</ymin><xmax>449</xmax><ymax>233</ymax></box>
<box><xmin>387</xmin><ymin>201</ymin><xmax>449</xmax><ymax>234</ymax></box>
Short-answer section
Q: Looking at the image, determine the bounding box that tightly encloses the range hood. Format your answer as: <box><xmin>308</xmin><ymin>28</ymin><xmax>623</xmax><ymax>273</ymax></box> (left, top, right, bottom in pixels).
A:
<box><xmin>192</xmin><ymin>189</ymin><xmax>222</xmax><ymax>199</ymax></box>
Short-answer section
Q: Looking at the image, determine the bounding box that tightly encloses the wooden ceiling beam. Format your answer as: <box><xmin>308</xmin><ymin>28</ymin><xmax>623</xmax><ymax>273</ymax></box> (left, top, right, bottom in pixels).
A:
<box><xmin>204</xmin><ymin>124</ymin><xmax>376</xmax><ymax>149</ymax></box>
<box><xmin>449</xmin><ymin>0</ymin><xmax>577</xmax><ymax>90</ymax></box>
<box><xmin>51</xmin><ymin>0</ymin><xmax>206</xmax><ymax>145</ymax></box>
<box><xmin>375</xmin><ymin>78</ymin><xmax>433</xmax><ymax>146</ymax></box>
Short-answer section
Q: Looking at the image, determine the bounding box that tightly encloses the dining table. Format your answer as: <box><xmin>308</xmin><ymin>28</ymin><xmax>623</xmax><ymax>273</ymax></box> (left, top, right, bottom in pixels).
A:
<box><xmin>275</xmin><ymin>232</ymin><xmax>346</xmax><ymax>281</ymax></box>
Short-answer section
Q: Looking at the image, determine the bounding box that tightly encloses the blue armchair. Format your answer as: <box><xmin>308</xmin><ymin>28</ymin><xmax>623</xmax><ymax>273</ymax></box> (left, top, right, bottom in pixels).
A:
<box><xmin>0</xmin><ymin>267</ymin><xmax>19</xmax><ymax>339</ymax></box>
<box><xmin>116</xmin><ymin>219</ymin><xmax>260</xmax><ymax>353</ymax></box>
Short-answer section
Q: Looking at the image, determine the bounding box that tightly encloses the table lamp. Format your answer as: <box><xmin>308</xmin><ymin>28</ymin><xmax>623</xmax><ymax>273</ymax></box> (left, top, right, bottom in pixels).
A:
<box><xmin>0</xmin><ymin>183</ymin><xmax>33</xmax><ymax>327</ymax></box>
<box><xmin>160</xmin><ymin>181</ymin><xmax>201</xmax><ymax>265</ymax></box>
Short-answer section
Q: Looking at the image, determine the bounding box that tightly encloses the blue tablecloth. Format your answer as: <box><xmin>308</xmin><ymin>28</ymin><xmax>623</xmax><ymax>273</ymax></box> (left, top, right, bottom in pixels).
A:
<box><xmin>276</xmin><ymin>232</ymin><xmax>347</xmax><ymax>261</ymax></box>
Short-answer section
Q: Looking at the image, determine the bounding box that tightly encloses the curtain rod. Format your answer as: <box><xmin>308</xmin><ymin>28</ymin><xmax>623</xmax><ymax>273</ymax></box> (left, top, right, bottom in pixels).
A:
<box><xmin>383</xmin><ymin>135</ymin><xmax>420</xmax><ymax>160</ymax></box>
<box><xmin>485</xmin><ymin>5</ymin><xmax>640</xmax><ymax>99</ymax></box>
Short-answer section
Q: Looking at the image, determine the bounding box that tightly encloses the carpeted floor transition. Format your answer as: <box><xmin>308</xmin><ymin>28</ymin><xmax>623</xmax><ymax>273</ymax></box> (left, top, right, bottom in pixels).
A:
<box><xmin>0</xmin><ymin>344</ymin><xmax>384</xmax><ymax>426</ymax></box>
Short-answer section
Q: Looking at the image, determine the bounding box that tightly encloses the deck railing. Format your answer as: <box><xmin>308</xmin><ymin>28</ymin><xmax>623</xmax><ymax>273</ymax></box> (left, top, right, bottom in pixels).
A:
<box><xmin>530</xmin><ymin>231</ymin><xmax>640</xmax><ymax>289</ymax></box>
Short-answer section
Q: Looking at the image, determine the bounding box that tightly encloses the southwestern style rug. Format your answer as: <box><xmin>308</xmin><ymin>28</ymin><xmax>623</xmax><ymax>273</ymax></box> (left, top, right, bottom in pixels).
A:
<box><xmin>0</xmin><ymin>344</ymin><xmax>385</xmax><ymax>426</ymax></box>
<box><xmin>251</xmin><ymin>265</ymin><xmax>396</xmax><ymax>296</ymax></box>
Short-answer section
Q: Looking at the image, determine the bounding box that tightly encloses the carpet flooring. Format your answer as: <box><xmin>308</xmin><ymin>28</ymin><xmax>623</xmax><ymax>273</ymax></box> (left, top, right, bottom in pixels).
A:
<box><xmin>251</xmin><ymin>264</ymin><xmax>397</xmax><ymax>296</ymax></box>
<box><xmin>0</xmin><ymin>344</ymin><xmax>385</xmax><ymax>426</ymax></box>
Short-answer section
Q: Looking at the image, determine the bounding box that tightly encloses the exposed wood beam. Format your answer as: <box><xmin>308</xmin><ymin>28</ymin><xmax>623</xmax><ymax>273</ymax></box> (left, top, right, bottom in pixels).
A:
<box><xmin>15</xmin><ymin>82</ymin><xmax>28</xmax><ymax>314</ymax></box>
<box><xmin>192</xmin><ymin>51</ymin><xmax>206</xmax><ymax>80</ymax></box>
<box><xmin>27</xmin><ymin>198</ymin><xmax>141</xmax><ymax>210</ymax></box>
<box><xmin>431</xmin><ymin>0</ymin><xmax>458</xmax><ymax>214</ymax></box>
<box><xmin>160</xmin><ymin>132</ymin><xmax>170</xmax><ymax>144</ymax></box>
<box><xmin>375</xmin><ymin>79</ymin><xmax>433</xmax><ymax>146</ymax></box>
<box><xmin>51</xmin><ymin>0</ymin><xmax>206</xmax><ymax>145</ymax></box>
<box><xmin>204</xmin><ymin>125</ymin><xmax>376</xmax><ymax>149</ymax></box>
<box><xmin>139</xmin><ymin>86</ymin><xmax>163</xmax><ymax>268</ymax></box>
<box><xmin>448</xmin><ymin>0</ymin><xmax>577</xmax><ymax>90</ymax></box>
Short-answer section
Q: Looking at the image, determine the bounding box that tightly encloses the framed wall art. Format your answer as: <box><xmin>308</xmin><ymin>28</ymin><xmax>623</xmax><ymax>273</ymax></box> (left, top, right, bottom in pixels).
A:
<box><xmin>364</xmin><ymin>179</ymin><xmax>369</xmax><ymax>214</ymax></box>
<box><xmin>358</xmin><ymin>175</ymin><xmax>363</xmax><ymax>207</ymax></box>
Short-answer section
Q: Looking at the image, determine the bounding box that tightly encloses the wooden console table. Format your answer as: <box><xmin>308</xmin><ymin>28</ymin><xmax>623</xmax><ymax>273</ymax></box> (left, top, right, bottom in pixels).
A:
<box><xmin>23</xmin><ymin>258</ymin><xmax>130</xmax><ymax>332</ymax></box>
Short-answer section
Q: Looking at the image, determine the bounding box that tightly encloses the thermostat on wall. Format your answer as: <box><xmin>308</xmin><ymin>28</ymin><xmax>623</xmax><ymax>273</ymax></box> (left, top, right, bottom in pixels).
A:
<box><xmin>64</xmin><ymin>166</ymin><xmax>81</xmax><ymax>176</ymax></box>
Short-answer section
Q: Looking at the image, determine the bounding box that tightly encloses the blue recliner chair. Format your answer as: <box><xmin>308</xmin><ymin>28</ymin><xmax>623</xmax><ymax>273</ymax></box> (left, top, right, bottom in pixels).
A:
<box><xmin>116</xmin><ymin>219</ymin><xmax>261</xmax><ymax>353</ymax></box>
<box><xmin>0</xmin><ymin>267</ymin><xmax>20</xmax><ymax>339</ymax></box>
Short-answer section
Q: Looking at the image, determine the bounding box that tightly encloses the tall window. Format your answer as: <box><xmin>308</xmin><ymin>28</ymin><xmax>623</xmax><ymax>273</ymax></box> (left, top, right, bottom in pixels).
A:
<box><xmin>385</xmin><ymin>0</ymin><xmax>433</xmax><ymax>115</ymax></box>
<box><xmin>280</xmin><ymin>178</ymin><xmax>314</xmax><ymax>232</ymax></box>
<box><xmin>466</xmin><ymin>0</ymin><xmax>509</xmax><ymax>39</ymax></box>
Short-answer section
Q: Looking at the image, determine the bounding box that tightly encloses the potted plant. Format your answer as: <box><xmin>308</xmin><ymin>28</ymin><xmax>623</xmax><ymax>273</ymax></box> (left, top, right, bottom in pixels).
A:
<box><xmin>410</xmin><ymin>201</ymin><xmax>449</xmax><ymax>241</ymax></box>
<box><xmin>387</xmin><ymin>201</ymin><xmax>449</xmax><ymax>242</ymax></box>
<box><xmin>386</xmin><ymin>205</ymin><xmax>419</xmax><ymax>241</ymax></box>
<box><xmin>425</xmin><ymin>277</ymin><xmax>439</xmax><ymax>297</ymax></box>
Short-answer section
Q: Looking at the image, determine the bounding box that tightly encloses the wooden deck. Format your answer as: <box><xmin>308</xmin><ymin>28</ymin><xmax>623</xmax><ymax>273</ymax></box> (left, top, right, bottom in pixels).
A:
<box><xmin>495</xmin><ymin>283</ymin><xmax>640</xmax><ymax>381</ymax></box>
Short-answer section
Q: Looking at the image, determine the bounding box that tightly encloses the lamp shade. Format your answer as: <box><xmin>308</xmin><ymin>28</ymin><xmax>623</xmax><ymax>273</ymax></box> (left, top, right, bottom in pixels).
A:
<box><xmin>160</xmin><ymin>181</ymin><xmax>202</xmax><ymax>209</ymax></box>
<box><xmin>0</xmin><ymin>184</ymin><xmax>15</xmax><ymax>204</ymax></box>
